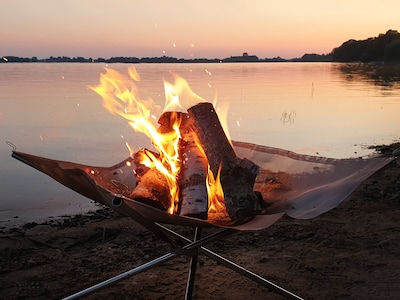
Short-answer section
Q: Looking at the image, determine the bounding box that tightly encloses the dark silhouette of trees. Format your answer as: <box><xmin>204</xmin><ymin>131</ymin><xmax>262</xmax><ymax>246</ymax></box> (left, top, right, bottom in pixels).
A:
<box><xmin>385</xmin><ymin>39</ymin><xmax>400</xmax><ymax>62</ymax></box>
<box><xmin>2</xmin><ymin>30</ymin><xmax>399</xmax><ymax>64</ymax></box>
<box><xmin>299</xmin><ymin>53</ymin><xmax>332</xmax><ymax>62</ymax></box>
<box><xmin>332</xmin><ymin>30</ymin><xmax>400</xmax><ymax>62</ymax></box>
<box><xmin>223</xmin><ymin>53</ymin><xmax>259</xmax><ymax>62</ymax></box>
<box><xmin>45</xmin><ymin>56</ymin><xmax>93</xmax><ymax>62</ymax></box>
<box><xmin>1</xmin><ymin>56</ymin><xmax>32</xmax><ymax>62</ymax></box>
<box><xmin>105</xmin><ymin>56</ymin><xmax>140</xmax><ymax>63</ymax></box>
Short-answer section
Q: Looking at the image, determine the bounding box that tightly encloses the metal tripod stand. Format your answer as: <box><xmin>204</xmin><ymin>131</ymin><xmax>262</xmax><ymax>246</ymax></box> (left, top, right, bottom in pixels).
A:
<box><xmin>63</xmin><ymin>222</ymin><xmax>303</xmax><ymax>300</ymax></box>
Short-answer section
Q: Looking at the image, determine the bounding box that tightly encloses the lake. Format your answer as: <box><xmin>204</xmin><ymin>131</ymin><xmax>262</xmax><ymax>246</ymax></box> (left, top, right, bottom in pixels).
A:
<box><xmin>1</xmin><ymin>62</ymin><xmax>399</xmax><ymax>225</ymax></box>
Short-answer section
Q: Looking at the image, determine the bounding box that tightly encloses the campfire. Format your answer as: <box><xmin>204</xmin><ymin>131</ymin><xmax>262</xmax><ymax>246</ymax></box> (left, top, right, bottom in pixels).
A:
<box><xmin>11</xmin><ymin>67</ymin><xmax>395</xmax><ymax>230</ymax></box>
<box><xmin>89</xmin><ymin>68</ymin><xmax>261</xmax><ymax>226</ymax></box>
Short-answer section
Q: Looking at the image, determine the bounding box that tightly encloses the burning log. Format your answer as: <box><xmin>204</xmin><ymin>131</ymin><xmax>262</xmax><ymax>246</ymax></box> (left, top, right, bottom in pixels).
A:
<box><xmin>187</xmin><ymin>103</ymin><xmax>236</xmax><ymax>176</ymax></box>
<box><xmin>128</xmin><ymin>150</ymin><xmax>171</xmax><ymax>211</ymax></box>
<box><xmin>178</xmin><ymin>114</ymin><xmax>209</xmax><ymax>218</ymax></box>
<box><xmin>158</xmin><ymin>112</ymin><xmax>208</xmax><ymax>219</ymax></box>
<box><xmin>128</xmin><ymin>103</ymin><xmax>261</xmax><ymax>224</ymax></box>
<box><xmin>188</xmin><ymin>102</ymin><xmax>261</xmax><ymax>223</ymax></box>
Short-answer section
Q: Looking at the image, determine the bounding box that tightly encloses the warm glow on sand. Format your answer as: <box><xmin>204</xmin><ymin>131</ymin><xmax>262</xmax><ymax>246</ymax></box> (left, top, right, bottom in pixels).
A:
<box><xmin>1</xmin><ymin>0</ymin><xmax>399</xmax><ymax>59</ymax></box>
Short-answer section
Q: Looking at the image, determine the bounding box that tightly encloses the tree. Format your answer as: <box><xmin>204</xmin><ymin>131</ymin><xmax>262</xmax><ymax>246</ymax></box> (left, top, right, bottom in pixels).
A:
<box><xmin>332</xmin><ymin>30</ymin><xmax>400</xmax><ymax>62</ymax></box>
<box><xmin>384</xmin><ymin>39</ymin><xmax>400</xmax><ymax>62</ymax></box>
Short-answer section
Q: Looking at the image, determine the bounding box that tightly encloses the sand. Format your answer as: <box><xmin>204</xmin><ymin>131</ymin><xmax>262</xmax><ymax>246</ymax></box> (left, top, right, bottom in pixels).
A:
<box><xmin>1</xmin><ymin>143</ymin><xmax>399</xmax><ymax>299</ymax></box>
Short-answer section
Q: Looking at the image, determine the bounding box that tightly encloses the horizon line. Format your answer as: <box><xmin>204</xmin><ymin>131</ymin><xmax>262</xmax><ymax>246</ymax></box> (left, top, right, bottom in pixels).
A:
<box><xmin>1</xmin><ymin>52</ymin><xmax>331</xmax><ymax>63</ymax></box>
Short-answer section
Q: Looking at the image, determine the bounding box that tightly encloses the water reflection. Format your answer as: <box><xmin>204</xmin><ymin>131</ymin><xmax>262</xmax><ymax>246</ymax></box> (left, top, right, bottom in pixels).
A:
<box><xmin>1</xmin><ymin>62</ymin><xmax>399</xmax><ymax>224</ymax></box>
<box><xmin>336</xmin><ymin>63</ymin><xmax>400</xmax><ymax>90</ymax></box>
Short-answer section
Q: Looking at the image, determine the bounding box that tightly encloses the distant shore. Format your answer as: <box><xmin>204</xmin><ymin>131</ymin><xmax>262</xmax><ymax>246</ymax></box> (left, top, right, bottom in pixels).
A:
<box><xmin>3</xmin><ymin>30</ymin><xmax>400</xmax><ymax>64</ymax></box>
<box><xmin>4</xmin><ymin>30</ymin><xmax>400</xmax><ymax>64</ymax></box>
<box><xmin>1</xmin><ymin>53</ymin><xmax>332</xmax><ymax>64</ymax></box>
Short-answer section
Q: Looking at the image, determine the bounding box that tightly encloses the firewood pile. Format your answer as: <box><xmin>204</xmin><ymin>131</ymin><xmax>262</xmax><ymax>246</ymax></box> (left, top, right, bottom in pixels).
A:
<box><xmin>128</xmin><ymin>102</ymin><xmax>262</xmax><ymax>226</ymax></box>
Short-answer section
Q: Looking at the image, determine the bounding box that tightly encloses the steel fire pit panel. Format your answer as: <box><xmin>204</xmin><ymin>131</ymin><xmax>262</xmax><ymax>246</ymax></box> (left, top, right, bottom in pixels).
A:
<box><xmin>11</xmin><ymin>140</ymin><xmax>395</xmax><ymax>230</ymax></box>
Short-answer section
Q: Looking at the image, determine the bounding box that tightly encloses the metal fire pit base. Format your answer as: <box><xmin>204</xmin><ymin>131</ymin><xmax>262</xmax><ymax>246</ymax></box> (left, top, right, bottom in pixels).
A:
<box><xmin>63</xmin><ymin>223</ymin><xmax>303</xmax><ymax>300</ymax></box>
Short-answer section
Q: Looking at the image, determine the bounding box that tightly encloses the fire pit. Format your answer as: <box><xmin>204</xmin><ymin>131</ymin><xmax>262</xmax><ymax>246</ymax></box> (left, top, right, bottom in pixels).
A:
<box><xmin>10</xmin><ymin>68</ymin><xmax>396</xmax><ymax>299</ymax></box>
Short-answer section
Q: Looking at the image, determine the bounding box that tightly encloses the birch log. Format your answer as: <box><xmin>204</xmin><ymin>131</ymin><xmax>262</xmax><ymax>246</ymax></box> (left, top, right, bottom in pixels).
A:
<box><xmin>187</xmin><ymin>102</ymin><xmax>261</xmax><ymax>224</ymax></box>
<box><xmin>158</xmin><ymin>112</ymin><xmax>208</xmax><ymax>218</ymax></box>
<box><xmin>178</xmin><ymin>114</ymin><xmax>208</xmax><ymax>218</ymax></box>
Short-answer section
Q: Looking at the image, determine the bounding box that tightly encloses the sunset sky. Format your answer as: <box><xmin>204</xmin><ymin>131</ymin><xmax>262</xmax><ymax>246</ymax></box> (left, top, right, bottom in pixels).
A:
<box><xmin>1</xmin><ymin>0</ymin><xmax>399</xmax><ymax>59</ymax></box>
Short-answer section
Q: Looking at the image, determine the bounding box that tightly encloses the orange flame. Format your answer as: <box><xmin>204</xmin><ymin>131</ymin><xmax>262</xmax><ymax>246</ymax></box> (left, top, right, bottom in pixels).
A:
<box><xmin>206</xmin><ymin>164</ymin><xmax>226</xmax><ymax>213</ymax></box>
<box><xmin>91</xmin><ymin>67</ymin><xmax>230</xmax><ymax>217</ymax></box>
<box><xmin>162</xmin><ymin>72</ymin><xmax>208</xmax><ymax>112</ymax></box>
<box><xmin>90</xmin><ymin>67</ymin><xmax>183</xmax><ymax>213</ymax></box>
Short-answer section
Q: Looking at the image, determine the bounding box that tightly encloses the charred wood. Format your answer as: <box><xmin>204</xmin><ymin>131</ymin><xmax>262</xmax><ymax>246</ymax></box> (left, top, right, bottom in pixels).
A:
<box><xmin>128</xmin><ymin>149</ymin><xmax>171</xmax><ymax>211</ymax></box>
<box><xmin>187</xmin><ymin>102</ymin><xmax>261</xmax><ymax>224</ymax></box>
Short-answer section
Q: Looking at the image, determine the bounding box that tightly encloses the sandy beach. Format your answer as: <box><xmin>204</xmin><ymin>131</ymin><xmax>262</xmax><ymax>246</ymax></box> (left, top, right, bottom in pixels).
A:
<box><xmin>1</xmin><ymin>143</ymin><xmax>399</xmax><ymax>299</ymax></box>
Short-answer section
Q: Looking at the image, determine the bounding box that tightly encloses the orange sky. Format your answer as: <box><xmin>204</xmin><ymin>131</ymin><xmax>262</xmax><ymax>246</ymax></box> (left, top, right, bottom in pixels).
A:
<box><xmin>1</xmin><ymin>0</ymin><xmax>399</xmax><ymax>59</ymax></box>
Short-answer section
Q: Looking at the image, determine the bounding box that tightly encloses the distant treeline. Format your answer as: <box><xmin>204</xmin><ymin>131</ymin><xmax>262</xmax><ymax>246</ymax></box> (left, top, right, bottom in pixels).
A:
<box><xmin>0</xmin><ymin>54</ymin><xmax>300</xmax><ymax>63</ymax></box>
<box><xmin>332</xmin><ymin>30</ymin><xmax>400</xmax><ymax>62</ymax></box>
<box><xmin>0</xmin><ymin>53</ymin><xmax>333</xmax><ymax>63</ymax></box>
<box><xmin>2</xmin><ymin>30</ymin><xmax>399</xmax><ymax>64</ymax></box>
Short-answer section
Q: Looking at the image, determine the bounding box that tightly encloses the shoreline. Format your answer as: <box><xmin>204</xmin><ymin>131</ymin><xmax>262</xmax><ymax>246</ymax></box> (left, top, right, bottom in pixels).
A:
<box><xmin>0</xmin><ymin>151</ymin><xmax>399</xmax><ymax>299</ymax></box>
<box><xmin>1</xmin><ymin>142</ymin><xmax>399</xmax><ymax>233</ymax></box>
<box><xmin>0</xmin><ymin>142</ymin><xmax>399</xmax><ymax>299</ymax></box>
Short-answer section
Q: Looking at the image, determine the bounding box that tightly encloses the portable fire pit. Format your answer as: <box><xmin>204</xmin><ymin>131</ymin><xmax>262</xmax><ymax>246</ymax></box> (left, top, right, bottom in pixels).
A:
<box><xmin>11</xmin><ymin>139</ymin><xmax>395</xmax><ymax>299</ymax></box>
<box><xmin>10</xmin><ymin>68</ymin><xmax>397</xmax><ymax>299</ymax></box>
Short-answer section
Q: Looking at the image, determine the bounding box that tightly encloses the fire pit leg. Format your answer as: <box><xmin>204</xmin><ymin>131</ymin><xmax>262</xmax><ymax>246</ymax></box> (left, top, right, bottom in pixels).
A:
<box><xmin>63</xmin><ymin>224</ymin><xmax>302</xmax><ymax>300</ymax></box>
<box><xmin>185</xmin><ymin>227</ymin><xmax>202</xmax><ymax>300</ymax></box>
<box><xmin>63</xmin><ymin>252</ymin><xmax>179</xmax><ymax>300</ymax></box>
<box><xmin>156</xmin><ymin>224</ymin><xmax>304</xmax><ymax>300</ymax></box>
<box><xmin>62</xmin><ymin>227</ymin><xmax>232</xmax><ymax>300</ymax></box>
<box><xmin>200</xmin><ymin>247</ymin><xmax>303</xmax><ymax>300</ymax></box>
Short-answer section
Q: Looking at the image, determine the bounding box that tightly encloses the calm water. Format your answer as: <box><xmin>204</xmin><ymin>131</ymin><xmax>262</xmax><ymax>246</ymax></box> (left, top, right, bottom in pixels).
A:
<box><xmin>1</xmin><ymin>62</ymin><xmax>399</xmax><ymax>225</ymax></box>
